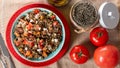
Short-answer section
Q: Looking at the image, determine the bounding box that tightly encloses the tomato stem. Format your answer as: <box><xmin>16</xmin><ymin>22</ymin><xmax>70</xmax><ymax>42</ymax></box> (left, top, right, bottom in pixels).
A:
<box><xmin>78</xmin><ymin>51</ymin><xmax>83</xmax><ymax>57</ymax></box>
<box><xmin>97</xmin><ymin>32</ymin><xmax>103</xmax><ymax>38</ymax></box>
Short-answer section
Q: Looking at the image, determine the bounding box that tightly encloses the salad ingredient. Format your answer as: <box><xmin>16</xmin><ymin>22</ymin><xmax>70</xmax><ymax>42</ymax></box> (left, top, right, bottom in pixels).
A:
<box><xmin>13</xmin><ymin>9</ymin><xmax>63</xmax><ymax>59</ymax></box>
<box><xmin>94</xmin><ymin>45</ymin><xmax>120</xmax><ymax>68</ymax></box>
<box><xmin>90</xmin><ymin>27</ymin><xmax>108</xmax><ymax>46</ymax></box>
<box><xmin>70</xmin><ymin>45</ymin><xmax>89</xmax><ymax>64</ymax></box>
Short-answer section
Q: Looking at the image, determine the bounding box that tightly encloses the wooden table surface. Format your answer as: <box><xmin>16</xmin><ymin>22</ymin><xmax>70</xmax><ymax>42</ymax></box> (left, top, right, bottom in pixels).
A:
<box><xmin>0</xmin><ymin>0</ymin><xmax>120</xmax><ymax>68</ymax></box>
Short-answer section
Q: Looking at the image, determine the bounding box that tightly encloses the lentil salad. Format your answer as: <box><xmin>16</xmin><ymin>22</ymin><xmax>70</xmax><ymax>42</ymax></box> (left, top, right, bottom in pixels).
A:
<box><xmin>13</xmin><ymin>8</ymin><xmax>63</xmax><ymax>60</ymax></box>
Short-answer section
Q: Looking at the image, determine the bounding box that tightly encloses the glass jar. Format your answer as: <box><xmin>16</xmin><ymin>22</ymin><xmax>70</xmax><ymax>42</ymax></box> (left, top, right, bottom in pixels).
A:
<box><xmin>70</xmin><ymin>0</ymin><xmax>98</xmax><ymax>33</ymax></box>
<box><xmin>47</xmin><ymin>0</ymin><xmax>69</xmax><ymax>7</ymax></box>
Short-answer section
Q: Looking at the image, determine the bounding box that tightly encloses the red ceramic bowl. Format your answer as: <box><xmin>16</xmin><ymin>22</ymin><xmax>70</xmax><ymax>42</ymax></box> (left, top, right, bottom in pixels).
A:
<box><xmin>6</xmin><ymin>3</ymin><xmax>70</xmax><ymax>67</ymax></box>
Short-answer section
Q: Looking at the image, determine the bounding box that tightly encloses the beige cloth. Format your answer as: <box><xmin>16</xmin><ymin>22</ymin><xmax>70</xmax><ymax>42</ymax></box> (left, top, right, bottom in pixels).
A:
<box><xmin>0</xmin><ymin>0</ymin><xmax>120</xmax><ymax>68</ymax></box>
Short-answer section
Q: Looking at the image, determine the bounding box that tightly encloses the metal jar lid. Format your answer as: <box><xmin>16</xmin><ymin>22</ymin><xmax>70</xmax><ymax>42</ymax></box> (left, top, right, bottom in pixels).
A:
<box><xmin>99</xmin><ymin>2</ymin><xmax>119</xmax><ymax>29</ymax></box>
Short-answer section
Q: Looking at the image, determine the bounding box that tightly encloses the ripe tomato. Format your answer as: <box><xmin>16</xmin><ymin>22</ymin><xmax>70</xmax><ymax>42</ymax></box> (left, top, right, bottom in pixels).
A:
<box><xmin>39</xmin><ymin>39</ymin><xmax>44</xmax><ymax>49</ymax></box>
<box><xmin>94</xmin><ymin>45</ymin><xmax>120</xmax><ymax>68</ymax></box>
<box><xmin>90</xmin><ymin>27</ymin><xmax>108</xmax><ymax>46</ymax></box>
<box><xmin>70</xmin><ymin>45</ymin><xmax>90</xmax><ymax>64</ymax></box>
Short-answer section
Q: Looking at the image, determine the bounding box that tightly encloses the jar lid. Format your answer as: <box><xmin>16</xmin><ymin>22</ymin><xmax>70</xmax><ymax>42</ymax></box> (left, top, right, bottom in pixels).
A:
<box><xmin>99</xmin><ymin>2</ymin><xmax>119</xmax><ymax>29</ymax></box>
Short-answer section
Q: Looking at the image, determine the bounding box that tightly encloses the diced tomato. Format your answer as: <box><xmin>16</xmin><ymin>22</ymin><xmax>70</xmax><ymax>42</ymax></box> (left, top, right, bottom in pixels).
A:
<box><xmin>23</xmin><ymin>39</ymin><xmax>29</xmax><ymax>45</ymax></box>
<box><xmin>53</xmin><ymin>21</ymin><xmax>58</xmax><ymax>26</ymax></box>
<box><xmin>39</xmin><ymin>39</ymin><xmax>44</xmax><ymax>49</ymax></box>
<box><xmin>39</xmin><ymin>39</ymin><xmax>44</xmax><ymax>44</ymax></box>
<box><xmin>33</xmin><ymin>9</ymin><xmax>40</xmax><ymax>14</ymax></box>
<box><xmin>23</xmin><ymin>39</ymin><xmax>34</xmax><ymax>47</ymax></box>
<box><xmin>50</xmin><ymin>15</ymin><xmax>56</xmax><ymax>20</ymax></box>
<box><xmin>26</xmin><ymin>23</ymin><xmax>33</xmax><ymax>30</ymax></box>
<box><xmin>39</xmin><ymin>44</ymin><xmax>43</xmax><ymax>49</ymax></box>
<box><xmin>29</xmin><ymin>41</ymin><xmax>34</xmax><ymax>48</ymax></box>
